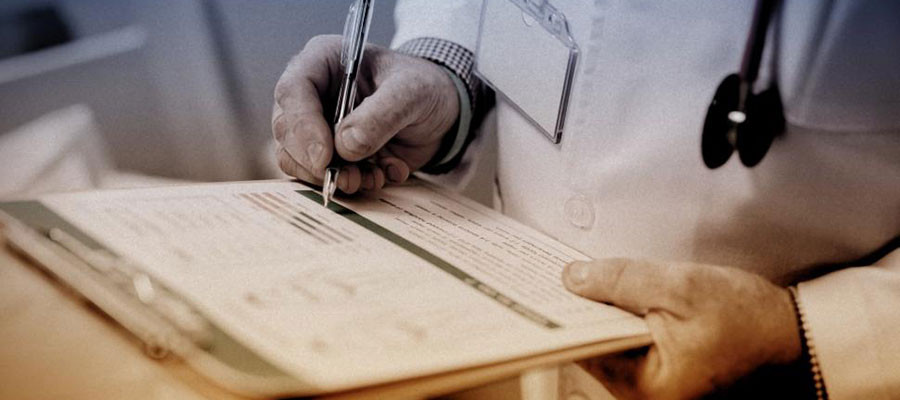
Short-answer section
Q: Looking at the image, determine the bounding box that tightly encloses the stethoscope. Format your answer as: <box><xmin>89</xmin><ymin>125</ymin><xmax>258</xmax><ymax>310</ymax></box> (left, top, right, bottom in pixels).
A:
<box><xmin>701</xmin><ymin>0</ymin><xmax>785</xmax><ymax>169</ymax></box>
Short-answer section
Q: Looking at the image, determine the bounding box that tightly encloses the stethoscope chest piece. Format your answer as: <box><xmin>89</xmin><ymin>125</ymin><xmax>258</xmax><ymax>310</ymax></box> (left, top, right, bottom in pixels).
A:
<box><xmin>701</xmin><ymin>74</ymin><xmax>742</xmax><ymax>169</ymax></box>
<box><xmin>736</xmin><ymin>82</ymin><xmax>784</xmax><ymax>167</ymax></box>
<box><xmin>701</xmin><ymin>73</ymin><xmax>784</xmax><ymax>169</ymax></box>
<box><xmin>700</xmin><ymin>0</ymin><xmax>785</xmax><ymax>170</ymax></box>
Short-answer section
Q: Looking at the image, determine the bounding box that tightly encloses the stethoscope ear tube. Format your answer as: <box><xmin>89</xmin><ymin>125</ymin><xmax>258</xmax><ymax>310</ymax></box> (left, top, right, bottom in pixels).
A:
<box><xmin>701</xmin><ymin>0</ymin><xmax>784</xmax><ymax>170</ymax></box>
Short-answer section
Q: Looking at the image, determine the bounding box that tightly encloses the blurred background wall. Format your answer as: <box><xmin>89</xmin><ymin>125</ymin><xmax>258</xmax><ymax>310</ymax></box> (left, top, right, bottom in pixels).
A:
<box><xmin>0</xmin><ymin>0</ymin><xmax>398</xmax><ymax>181</ymax></box>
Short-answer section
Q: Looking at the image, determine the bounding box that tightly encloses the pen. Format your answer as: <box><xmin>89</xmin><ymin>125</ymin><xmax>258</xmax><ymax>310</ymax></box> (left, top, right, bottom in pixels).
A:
<box><xmin>324</xmin><ymin>0</ymin><xmax>374</xmax><ymax>207</ymax></box>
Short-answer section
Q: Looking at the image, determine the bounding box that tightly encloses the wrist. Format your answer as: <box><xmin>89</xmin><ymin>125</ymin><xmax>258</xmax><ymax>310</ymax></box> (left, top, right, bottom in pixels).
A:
<box><xmin>788</xmin><ymin>286</ymin><xmax>828</xmax><ymax>400</ymax></box>
<box><xmin>420</xmin><ymin>66</ymin><xmax>471</xmax><ymax>173</ymax></box>
<box><xmin>770</xmin><ymin>286</ymin><xmax>804</xmax><ymax>365</ymax></box>
<box><xmin>714</xmin><ymin>286</ymin><xmax>824</xmax><ymax>399</ymax></box>
<box><xmin>396</xmin><ymin>37</ymin><xmax>482</xmax><ymax>174</ymax></box>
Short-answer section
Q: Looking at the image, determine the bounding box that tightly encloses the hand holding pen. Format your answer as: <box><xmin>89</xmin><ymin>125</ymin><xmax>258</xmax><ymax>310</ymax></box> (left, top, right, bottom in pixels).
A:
<box><xmin>271</xmin><ymin>0</ymin><xmax>460</xmax><ymax>206</ymax></box>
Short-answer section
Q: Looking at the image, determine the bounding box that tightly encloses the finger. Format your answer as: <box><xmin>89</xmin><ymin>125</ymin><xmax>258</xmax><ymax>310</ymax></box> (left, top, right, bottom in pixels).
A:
<box><xmin>577</xmin><ymin>353</ymin><xmax>646</xmax><ymax>400</ymax></box>
<box><xmin>338</xmin><ymin>164</ymin><xmax>362</xmax><ymax>194</ymax></box>
<box><xmin>277</xmin><ymin>147</ymin><xmax>321</xmax><ymax>185</ymax></box>
<box><xmin>273</xmin><ymin>103</ymin><xmax>330</xmax><ymax>177</ymax></box>
<box><xmin>562</xmin><ymin>258</ymin><xmax>686</xmax><ymax>315</ymax></box>
<box><xmin>335</xmin><ymin>75</ymin><xmax>430</xmax><ymax>161</ymax></box>
<box><xmin>272</xmin><ymin>103</ymin><xmax>287</xmax><ymax>142</ymax></box>
<box><xmin>358</xmin><ymin>162</ymin><xmax>386</xmax><ymax>191</ymax></box>
<box><xmin>274</xmin><ymin>36</ymin><xmax>342</xmax><ymax>175</ymax></box>
<box><xmin>281</xmin><ymin>113</ymin><xmax>332</xmax><ymax>178</ymax></box>
<box><xmin>274</xmin><ymin>35</ymin><xmax>340</xmax><ymax>109</ymax></box>
<box><xmin>371</xmin><ymin>166</ymin><xmax>386</xmax><ymax>190</ymax></box>
<box><xmin>377</xmin><ymin>156</ymin><xmax>410</xmax><ymax>184</ymax></box>
<box><xmin>359</xmin><ymin>163</ymin><xmax>377</xmax><ymax>191</ymax></box>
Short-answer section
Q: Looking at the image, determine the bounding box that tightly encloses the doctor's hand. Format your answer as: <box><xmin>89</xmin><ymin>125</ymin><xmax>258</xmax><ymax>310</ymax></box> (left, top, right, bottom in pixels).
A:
<box><xmin>273</xmin><ymin>35</ymin><xmax>460</xmax><ymax>193</ymax></box>
<box><xmin>563</xmin><ymin>258</ymin><xmax>803</xmax><ymax>399</ymax></box>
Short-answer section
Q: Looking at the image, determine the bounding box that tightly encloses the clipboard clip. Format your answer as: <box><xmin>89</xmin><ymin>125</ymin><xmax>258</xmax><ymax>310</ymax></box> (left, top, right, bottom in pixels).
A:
<box><xmin>0</xmin><ymin>209</ymin><xmax>308</xmax><ymax>395</ymax></box>
<box><xmin>45</xmin><ymin>227</ymin><xmax>214</xmax><ymax>358</ymax></box>
<box><xmin>0</xmin><ymin>209</ymin><xmax>214</xmax><ymax>360</ymax></box>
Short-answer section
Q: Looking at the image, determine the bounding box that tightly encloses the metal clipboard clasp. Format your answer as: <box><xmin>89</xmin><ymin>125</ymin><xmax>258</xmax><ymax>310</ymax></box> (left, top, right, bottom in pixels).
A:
<box><xmin>475</xmin><ymin>0</ymin><xmax>579</xmax><ymax>144</ymax></box>
<box><xmin>0</xmin><ymin>208</ymin><xmax>304</xmax><ymax>396</ymax></box>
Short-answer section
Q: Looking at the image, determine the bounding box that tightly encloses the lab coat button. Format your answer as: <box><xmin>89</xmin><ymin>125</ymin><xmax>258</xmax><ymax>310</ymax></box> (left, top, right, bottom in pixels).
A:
<box><xmin>564</xmin><ymin>194</ymin><xmax>594</xmax><ymax>229</ymax></box>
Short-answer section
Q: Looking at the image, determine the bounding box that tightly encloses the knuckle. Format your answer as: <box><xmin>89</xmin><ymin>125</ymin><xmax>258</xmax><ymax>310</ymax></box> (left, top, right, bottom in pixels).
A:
<box><xmin>273</xmin><ymin>78</ymin><xmax>295</xmax><ymax>105</ymax></box>
<box><xmin>667</xmin><ymin>263</ymin><xmax>705</xmax><ymax>308</ymax></box>
<box><xmin>272</xmin><ymin>103</ymin><xmax>282</xmax><ymax>121</ymax></box>
<box><xmin>291</xmin><ymin>114</ymin><xmax>313</xmax><ymax>134</ymax></box>
<box><xmin>298</xmin><ymin>35</ymin><xmax>341</xmax><ymax>66</ymax></box>
<box><xmin>292</xmin><ymin>113</ymin><xmax>327</xmax><ymax>142</ymax></box>
<box><xmin>272</xmin><ymin>113</ymin><xmax>286</xmax><ymax>142</ymax></box>
<box><xmin>277</xmin><ymin>149</ymin><xmax>299</xmax><ymax>177</ymax></box>
<box><xmin>304</xmin><ymin>34</ymin><xmax>338</xmax><ymax>51</ymax></box>
<box><xmin>277</xmin><ymin>38</ymin><xmax>338</xmax><ymax>104</ymax></box>
<box><xmin>677</xmin><ymin>265</ymin><xmax>706</xmax><ymax>293</ymax></box>
<box><xmin>278</xmin><ymin>149</ymin><xmax>317</xmax><ymax>182</ymax></box>
<box><xmin>304</xmin><ymin>35</ymin><xmax>326</xmax><ymax>50</ymax></box>
<box><xmin>604</xmin><ymin>258</ymin><xmax>631</xmax><ymax>296</ymax></box>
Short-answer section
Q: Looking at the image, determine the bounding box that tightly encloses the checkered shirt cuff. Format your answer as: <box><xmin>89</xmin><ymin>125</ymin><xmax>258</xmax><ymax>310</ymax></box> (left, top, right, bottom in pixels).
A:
<box><xmin>396</xmin><ymin>37</ymin><xmax>482</xmax><ymax>111</ymax></box>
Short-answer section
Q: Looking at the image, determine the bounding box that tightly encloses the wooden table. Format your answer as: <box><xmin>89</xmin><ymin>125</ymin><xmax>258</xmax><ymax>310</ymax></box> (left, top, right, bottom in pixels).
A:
<box><xmin>0</xmin><ymin>239</ymin><xmax>250</xmax><ymax>399</ymax></box>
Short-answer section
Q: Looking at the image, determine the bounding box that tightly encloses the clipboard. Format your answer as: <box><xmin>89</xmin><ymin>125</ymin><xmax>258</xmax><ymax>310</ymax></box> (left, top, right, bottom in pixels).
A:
<box><xmin>0</xmin><ymin>183</ymin><xmax>651</xmax><ymax>398</ymax></box>
<box><xmin>475</xmin><ymin>0</ymin><xmax>579</xmax><ymax>144</ymax></box>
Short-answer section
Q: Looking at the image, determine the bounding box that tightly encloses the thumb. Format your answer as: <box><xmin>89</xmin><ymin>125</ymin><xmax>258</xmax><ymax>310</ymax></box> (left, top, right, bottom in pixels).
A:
<box><xmin>335</xmin><ymin>75</ymin><xmax>428</xmax><ymax>162</ymax></box>
<box><xmin>563</xmin><ymin>258</ymin><xmax>682</xmax><ymax>315</ymax></box>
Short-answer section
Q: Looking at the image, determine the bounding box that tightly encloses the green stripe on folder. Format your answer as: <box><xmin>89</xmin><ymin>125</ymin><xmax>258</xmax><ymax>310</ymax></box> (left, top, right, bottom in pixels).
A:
<box><xmin>0</xmin><ymin>201</ymin><xmax>108</xmax><ymax>251</ymax></box>
<box><xmin>297</xmin><ymin>190</ymin><xmax>561</xmax><ymax>330</ymax></box>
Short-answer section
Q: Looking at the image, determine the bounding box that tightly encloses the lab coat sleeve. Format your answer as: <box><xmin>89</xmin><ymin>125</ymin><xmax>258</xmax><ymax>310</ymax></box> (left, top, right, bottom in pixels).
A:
<box><xmin>391</xmin><ymin>0</ymin><xmax>483</xmax><ymax>52</ymax></box>
<box><xmin>796</xmin><ymin>247</ymin><xmax>900</xmax><ymax>399</ymax></box>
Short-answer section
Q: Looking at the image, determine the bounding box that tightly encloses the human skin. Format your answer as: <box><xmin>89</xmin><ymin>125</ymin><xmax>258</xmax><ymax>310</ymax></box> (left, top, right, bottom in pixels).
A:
<box><xmin>563</xmin><ymin>258</ymin><xmax>802</xmax><ymax>399</ymax></box>
<box><xmin>272</xmin><ymin>35</ymin><xmax>459</xmax><ymax>193</ymax></box>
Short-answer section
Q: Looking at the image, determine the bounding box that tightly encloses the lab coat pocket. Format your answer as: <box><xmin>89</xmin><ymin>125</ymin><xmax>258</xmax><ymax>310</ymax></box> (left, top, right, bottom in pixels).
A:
<box><xmin>781</xmin><ymin>1</ymin><xmax>900</xmax><ymax>133</ymax></box>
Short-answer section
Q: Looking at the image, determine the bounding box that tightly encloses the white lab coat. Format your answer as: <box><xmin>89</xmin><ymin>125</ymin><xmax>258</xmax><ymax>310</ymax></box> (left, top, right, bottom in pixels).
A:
<box><xmin>392</xmin><ymin>1</ymin><xmax>900</xmax><ymax>399</ymax></box>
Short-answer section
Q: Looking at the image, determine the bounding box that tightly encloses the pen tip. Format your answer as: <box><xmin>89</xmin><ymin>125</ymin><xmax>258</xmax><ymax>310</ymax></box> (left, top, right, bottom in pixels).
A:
<box><xmin>323</xmin><ymin>167</ymin><xmax>340</xmax><ymax>209</ymax></box>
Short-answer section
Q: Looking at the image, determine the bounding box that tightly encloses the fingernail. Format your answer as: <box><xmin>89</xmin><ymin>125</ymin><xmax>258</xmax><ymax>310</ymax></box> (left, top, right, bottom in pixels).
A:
<box><xmin>566</xmin><ymin>262</ymin><xmax>590</xmax><ymax>287</ymax></box>
<box><xmin>343</xmin><ymin>128</ymin><xmax>370</xmax><ymax>155</ymax></box>
<box><xmin>307</xmin><ymin>142</ymin><xmax>324</xmax><ymax>165</ymax></box>
<box><xmin>386</xmin><ymin>165</ymin><xmax>402</xmax><ymax>183</ymax></box>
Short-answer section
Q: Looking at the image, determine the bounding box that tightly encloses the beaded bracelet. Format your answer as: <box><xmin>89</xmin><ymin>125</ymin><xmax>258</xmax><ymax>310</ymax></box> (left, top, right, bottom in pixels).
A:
<box><xmin>788</xmin><ymin>286</ymin><xmax>827</xmax><ymax>400</ymax></box>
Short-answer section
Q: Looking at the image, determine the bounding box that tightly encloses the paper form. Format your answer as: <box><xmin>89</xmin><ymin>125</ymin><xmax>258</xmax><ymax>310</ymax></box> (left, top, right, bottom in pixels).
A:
<box><xmin>39</xmin><ymin>180</ymin><xmax>647</xmax><ymax>391</ymax></box>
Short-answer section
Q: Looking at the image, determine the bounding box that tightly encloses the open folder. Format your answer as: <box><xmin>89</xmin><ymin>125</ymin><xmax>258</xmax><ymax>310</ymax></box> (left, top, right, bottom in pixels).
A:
<box><xmin>0</xmin><ymin>179</ymin><xmax>649</xmax><ymax>398</ymax></box>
